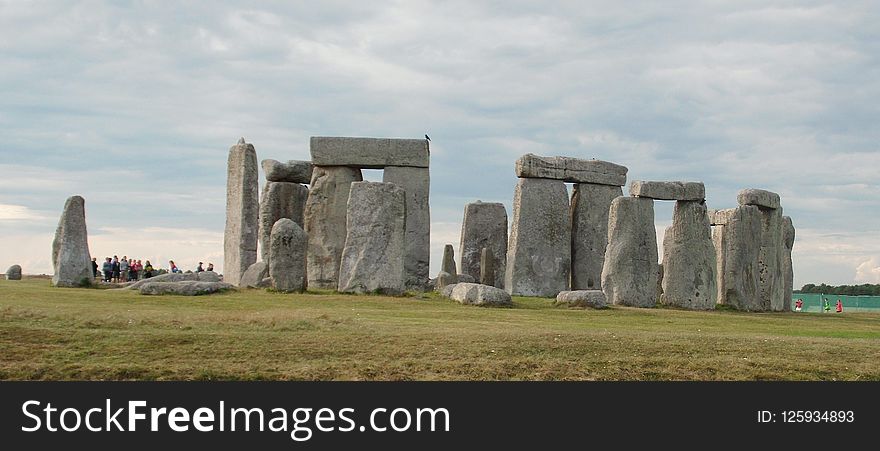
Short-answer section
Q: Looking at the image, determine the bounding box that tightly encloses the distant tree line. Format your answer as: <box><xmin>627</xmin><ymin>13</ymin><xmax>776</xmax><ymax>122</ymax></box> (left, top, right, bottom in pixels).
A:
<box><xmin>796</xmin><ymin>283</ymin><xmax>880</xmax><ymax>296</ymax></box>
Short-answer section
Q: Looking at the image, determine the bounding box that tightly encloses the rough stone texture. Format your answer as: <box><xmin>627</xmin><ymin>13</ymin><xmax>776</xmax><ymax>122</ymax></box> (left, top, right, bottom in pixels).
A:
<box><xmin>6</xmin><ymin>265</ymin><xmax>22</xmax><ymax>280</ymax></box>
<box><xmin>337</xmin><ymin>182</ymin><xmax>406</xmax><ymax>295</ymax></box>
<box><xmin>505</xmin><ymin>178</ymin><xmax>571</xmax><ymax>297</ymax></box>
<box><xmin>459</xmin><ymin>201</ymin><xmax>508</xmax><ymax>288</ymax></box>
<box><xmin>259</xmin><ymin>182</ymin><xmax>309</xmax><ymax>264</ymax></box>
<box><xmin>629</xmin><ymin>181</ymin><xmax>705</xmax><ymax>201</ymax></box>
<box><xmin>660</xmin><ymin>201</ymin><xmax>717</xmax><ymax>310</ymax></box>
<box><xmin>52</xmin><ymin>195</ymin><xmax>94</xmax><ymax>287</ymax></box>
<box><xmin>123</xmin><ymin>272</ymin><xmax>198</xmax><ymax>290</ymax></box>
<box><xmin>440</xmin><ymin>283</ymin><xmax>457</xmax><ymax>298</ymax></box>
<box><xmin>304</xmin><ymin>166</ymin><xmax>363</xmax><ymax>289</ymax></box>
<box><xmin>757</xmin><ymin>207</ymin><xmax>786</xmax><ymax>311</ymax></box>
<box><xmin>240</xmin><ymin>262</ymin><xmax>269</xmax><ymax>288</ymax></box>
<box><xmin>515</xmin><ymin>154</ymin><xmax>627</xmax><ymax>186</ymax></box>
<box><xmin>310</xmin><ymin>137</ymin><xmax>429</xmax><ymax>168</ymax></box>
<box><xmin>448</xmin><ymin>283</ymin><xmax>512</xmax><ymax>307</ymax></box>
<box><xmin>262</xmin><ymin>159</ymin><xmax>313</xmax><ymax>183</ymax></box>
<box><xmin>138</xmin><ymin>281</ymin><xmax>233</xmax><ymax>296</ymax></box>
<box><xmin>435</xmin><ymin>271</ymin><xmax>458</xmax><ymax>290</ymax></box>
<box><xmin>783</xmin><ymin>216</ymin><xmax>795</xmax><ymax>312</ymax></box>
<box><xmin>269</xmin><ymin>218</ymin><xmax>308</xmax><ymax>293</ymax></box>
<box><xmin>224</xmin><ymin>138</ymin><xmax>259</xmax><ymax>287</ymax></box>
<box><xmin>384</xmin><ymin>166</ymin><xmax>430</xmax><ymax>290</ymax></box>
<box><xmin>601</xmin><ymin>196</ymin><xmax>659</xmax><ymax>307</ymax></box>
<box><xmin>570</xmin><ymin>183</ymin><xmax>623</xmax><ymax>290</ymax></box>
<box><xmin>441</xmin><ymin>244</ymin><xmax>457</xmax><ymax>275</ymax></box>
<box><xmin>656</xmin><ymin>263</ymin><xmax>664</xmax><ymax>302</ymax></box>
<box><xmin>197</xmin><ymin>271</ymin><xmax>221</xmax><ymax>283</ymax></box>
<box><xmin>480</xmin><ymin>248</ymin><xmax>495</xmax><ymax>286</ymax></box>
<box><xmin>712</xmin><ymin>206</ymin><xmax>762</xmax><ymax>311</ymax></box>
<box><xmin>737</xmin><ymin>188</ymin><xmax>781</xmax><ymax>210</ymax></box>
<box><xmin>554</xmin><ymin>290</ymin><xmax>608</xmax><ymax>309</ymax></box>
<box><xmin>456</xmin><ymin>274</ymin><xmax>476</xmax><ymax>283</ymax></box>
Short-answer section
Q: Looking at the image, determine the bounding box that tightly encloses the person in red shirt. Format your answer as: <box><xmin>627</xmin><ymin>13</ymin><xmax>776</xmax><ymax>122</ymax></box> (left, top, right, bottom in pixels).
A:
<box><xmin>836</xmin><ymin>299</ymin><xmax>843</xmax><ymax>313</ymax></box>
<box><xmin>795</xmin><ymin>299</ymin><xmax>803</xmax><ymax>312</ymax></box>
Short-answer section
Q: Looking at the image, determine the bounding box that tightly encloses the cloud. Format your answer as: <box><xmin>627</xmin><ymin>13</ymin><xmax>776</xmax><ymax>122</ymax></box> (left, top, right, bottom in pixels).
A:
<box><xmin>0</xmin><ymin>204</ymin><xmax>47</xmax><ymax>221</ymax></box>
<box><xmin>855</xmin><ymin>257</ymin><xmax>880</xmax><ymax>283</ymax></box>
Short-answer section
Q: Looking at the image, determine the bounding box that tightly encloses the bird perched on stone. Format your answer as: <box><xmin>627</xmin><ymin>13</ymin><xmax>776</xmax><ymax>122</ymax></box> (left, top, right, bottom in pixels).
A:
<box><xmin>425</xmin><ymin>134</ymin><xmax>431</xmax><ymax>142</ymax></box>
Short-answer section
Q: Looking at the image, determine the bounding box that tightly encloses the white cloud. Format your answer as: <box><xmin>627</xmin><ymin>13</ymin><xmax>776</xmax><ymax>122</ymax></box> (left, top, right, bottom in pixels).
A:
<box><xmin>855</xmin><ymin>257</ymin><xmax>880</xmax><ymax>283</ymax></box>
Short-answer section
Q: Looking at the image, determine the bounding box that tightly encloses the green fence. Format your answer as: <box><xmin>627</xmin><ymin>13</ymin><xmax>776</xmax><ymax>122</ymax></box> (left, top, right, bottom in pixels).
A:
<box><xmin>792</xmin><ymin>294</ymin><xmax>880</xmax><ymax>313</ymax></box>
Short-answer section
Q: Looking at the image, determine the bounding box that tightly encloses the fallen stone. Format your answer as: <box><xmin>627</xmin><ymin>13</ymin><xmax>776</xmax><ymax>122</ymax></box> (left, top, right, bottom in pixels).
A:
<box><xmin>261</xmin><ymin>159</ymin><xmax>313</xmax><ymax>184</ymax></box>
<box><xmin>456</xmin><ymin>274</ymin><xmax>476</xmax><ymax>284</ymax></box>
<box><xmin>629</xmin><ymin>181</ymin><xmax>705</xmax><ymax>201</ymax></box>
<box><xmin>337</xmin><ymin>182</ymin><xmax>406</xmax><ymax>295</ymax></box>
<box><xmin>240</xmin><ymin>262</ymin><xmax>269</xmax><ymax>288</ymax></box>
<box><xmin>783</xmin><ymin>216</ymin><xmax>795</xmax><ymax>311</ymax></box>
<box><xmin>384</xmin><ymin>166</ymin><xmax>431</xmax><ymax>290</ymax></box>
<box><xmin>269</xmin><ymin>218</ymin><xmax>308</xmax><ymax>293</ymax></box>
<box><xmin>448</xmin><ymin>283</ymin><xmax>512</xmax><ymax>307</ymax></box>
<box><xmin>138</xmin><ymin>281</ymin><xmax>234</xmax><ymax>296</ymax></box>
<box><xmin>458</xmin><ymin>201</ymin><xmax>508</xmax><ymax>288</ymax></box>
<box><xmin>124</xmin><ymin>272</ymin><xmax>199</xmax><ymax>290</ymax></box>
<box><xmin>440</xmin><ymin>283</ymin><xmax>457</xmax><ymax>298</ymax></box>
<box><xmin>601</xmin><ymin>196</ymin><xmax>659</xmax><ymax>307</ymax></box>
<box><xmin>515</xmin><ymin>154</ymin><xmax>627</xmax><ymax>186</ymax></box>
<box><xmin>305</xmin><ymin>166</ymin><xmax>363</xmax><ymax>289</ymax></box>
<box><xmin>554</xmin><ymin>290</ymin><xmax>608</xmax><ymax>309</ymax></box>
<box><xmin>259</xmin><ymin>181</ymin><xmax>309</xmax><ymax>264</ymax></box>
<box><xmin>480</xmin><ymin>248</ymin><xmax>495</xmax><ymax>286</ymax></box>
<box><xmin>6</xmin><ymin>265</ymin><xmax>22</xmax><ymax>281</ymax></box>
<box><xmin>224</xmin><ymin>138</ymin><xmax>259</xmax><ymax>286</ymax></box>
<box><xmin>570</xmin><ymin>183</ymin><xmax>623</xmax><ymax>290</ymax></box>
<box><xmin>52</xmin><ymin>195</ymin><xmax>94</xmax><ymax>287</ymax></box>
<box><xmin>737</xmin><ymin>189</ymin><xmax>781</xmax><ymax>210</ymax></box>
<box><xmin>197</xmin><ymin>271</ymin><xmax>221</xmax><ymax>283</ymax></box>
<box><xmin>310</xmin><ymin>137</ymin><xmax>429</xmax><ymax>168</ymax></box>
<box><xmin>505</xmin><ymin>178</ymin><xmax>571</xmax><ymax>297</ymax></box>
<box><xmin>712</xmin><ymin>206</ymin><xmax>762</xmax><ymax>311</ymax></box>
<box><xmin>660</xmin><ymin>201</ymin><xmax>717</xmax><ymax>310</ymax></box>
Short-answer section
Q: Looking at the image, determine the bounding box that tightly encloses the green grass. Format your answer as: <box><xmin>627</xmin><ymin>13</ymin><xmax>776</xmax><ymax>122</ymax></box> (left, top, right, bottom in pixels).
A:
<box><xmin>1</xmin><ymin>278</ymin><xmax>878</xmax><ymax>381</ymax></box>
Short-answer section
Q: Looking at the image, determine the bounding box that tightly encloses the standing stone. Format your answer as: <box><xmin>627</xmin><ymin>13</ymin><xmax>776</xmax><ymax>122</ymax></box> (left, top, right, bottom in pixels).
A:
<box><xmin>259</xmin><ymin>182</ymin><xmax>309</xmax><ymax>264</ymax></box>
<box><xmin>752</xmin><ymin>204</ymin><xmax>785</xmax><ymax>311</ymax></box>
<box><xmin>656</xmin><ymin>263</ymin><xmax>664</xmax><ymax>302</ymax></box>
<box><xmin>337</xmin><ymin>182</ymin><xmax>406</xmax><ymax>295</ymax></box>
<box><xmin>712</xmin><ymin>206</ymin><xmax>762</xmax><ymax>311</ymax></box>
<box><xmin>783</xmin><ymin>216</ymin><xmax>795</xmax><ymax>312</ymax></box>
<box><xmin>6</xmin><ymin>265</ymin><xmax>22</xmax><ymax>281</ymax></box>
<box><xmin>435</xmin><ymin>244</ymin><xmax>459</xmax><ymax>289</ymax></box>
<box><xmin>383</xmin><ymin>166</ymin><xmax>430</xmax><ymax>290</ymax></box>
<box><xmin>240</xmin><ymin>262</ymin><xmax>270</xmax><ymax>288</ymax></box>
<box><xmin>224</xmin><ymin>138</ymin><xmax>259</xmax><ymax>287</ymax></box>
<box><xmin>269</xmin><ymin>218</ymin><xmax>308</xmax><ymax>293</ymax></box>
<box><xmin>304</xmin><ymin>166</ymin><xmax>363</xmax><ymax>289</ymax></box>
<box><xmin>601</xmin><ymin>196</ymin><xmax>658</xmax><ymax>307</ymax></box>
<box><xmin>480</xmin><ymin>248</ymin><xmax>495</xmax><ymax>286</ymax></box>
<box><xmin>660</xmin><ymin>201</ymin><xmax>717</xmax><ymax>310</ymax></box>
<box><xmin>505</xmin><ymin>178</ymin><xmax>570</xmax><ymax>297</ymax></box>
<box><xmin>570</xmin><ymin>183</ymin><xmax>623</xmax><ymax>290</ymax></box>
<box><xmin>459</xmin><ymin>201</ymin><xmax>508</xmax><ymax>289</ymax></box>
<box><xmin>51</xmin><ymin>196</ymin><xmax>93</xmax><ymax>287</ymax></box>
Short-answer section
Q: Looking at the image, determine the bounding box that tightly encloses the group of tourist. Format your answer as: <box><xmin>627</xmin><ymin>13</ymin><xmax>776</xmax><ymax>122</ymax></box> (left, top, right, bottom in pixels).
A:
<box><xmin>89</xmin><ymin>256</ymin><xmax>214</xmax><ymax>283</ymax></box>
<box><xmin>793</xmin><ymin>298</ymin><xmax>844</xmax><ymax>313</ymax></box>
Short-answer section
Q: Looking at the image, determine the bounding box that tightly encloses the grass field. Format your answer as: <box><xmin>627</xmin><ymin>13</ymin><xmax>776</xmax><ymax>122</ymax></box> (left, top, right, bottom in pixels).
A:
<box><xmin>1</xmin><ymin>278</ymin><xmax>878</xmax><ymax>380</ymax></box>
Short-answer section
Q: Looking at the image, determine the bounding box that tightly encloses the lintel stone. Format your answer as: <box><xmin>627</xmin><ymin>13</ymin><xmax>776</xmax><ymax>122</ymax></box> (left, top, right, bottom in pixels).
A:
<box><xmin>515</xmin><ymin>154</ymin><xmax>627</xmax><ymax>185</ymax></box>
<box><xmin>629</xmin><ymin>180</ymin><xmax>705</xmax><ymax>201</ymax></box>
<box><xmin>310</xmin><ymin>137</ymin><xmax>429</xmax><ymax>168</ymax></box>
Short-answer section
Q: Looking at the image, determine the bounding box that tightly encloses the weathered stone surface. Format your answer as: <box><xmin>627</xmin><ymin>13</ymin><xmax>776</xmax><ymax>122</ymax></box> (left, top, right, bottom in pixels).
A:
<box><xmin>601</xmin><ymin>196</ymin><xmax>659</xmax><ymax>307</ymax></box>
<box><xmin>138</xmin><ymin>281</ymin><xmax>233</xmax><ymax>296</ymax></box>
<box><xmin>783</xmin><ymin>216</ymin><xmax>795</xmax><ymax>312</ymax></box>
<box><xmin>123</xmin><ymin>272</ymin><xmax>198</xmax><ymax>290</ymax></box>
<box><xmin>224</xmin><ymin>138</ymin><xmax>259</xmax><ymax>287</ymax></box>
<box><xmin>337</xmin><ymin>182</ymin><xmax>406</xmax><ymax>294</ymax></box>
<box><xmin>459</xmin><ymin>201</ymin><xmax>508</xmax><ymax>289</ymax></box>
<box><xmin>758</xmin><ymin>207</ymin><xmax>786</xmax><ymax>311</ymax></box>
<box><xmin>515</xmin><ymin>154</ymin><xmax>627</xmax><ymax>186</ymax></box>
<box><xmin>240</xmin><ymin>262</ymin><xmax>269</xmax><ymax>288</ymax></box>
<box><xmin>441</xmin><ymin>244</ymin><xmax>457</xmax><ymax>275</ymax></box>
<box><xmin>6</xmin><ymin>265</ymin><xmax>22</xmax><ymax>280</ymax></box>
<box><xmin>629</xmin><ymin>181</ymin><xmax>705</xmax><ymax>201</ymax></box>
<box><xmin>570</xmin><ymin>183</ymin><xmax>623</xmax><ymax>290</ymax></box>
<box><xmin>456</xmin><ymin>274</ymin><xmax>476</xmax><ymax>283</ymax></box>
<box><xmin>440</xmin><ymin>283</ymin><xmax>457</xmax><ymax>298</ymax></box>
<box><xmin>52</xmin><ymin>195</ymin><xmax>93</xmax><ymax>287</ymax></box>
<box><xmin>384</xmin><ymin>166</ymin><xmax>430</xmax><ymax>290</ymax></box>
<box><xmin>310</xmin><ymin>137</ymin><xmax>429</xmax><ymax>168</ymax></box>
<box><xmin>448</xmin><ymin>283</ymin><xmax>512</xmax><ymax>307</ymax></box>
<box><xmin>712</xmin><ymin>206</ymin><xmax>762</xmax><ymax>311</ymax></box>
<box><xmin>197</xmin><ymin>271</ymin><xmax>221</xmax><ymax>282</ymax></box>
<box><xmin>304</xmin><ymin>166</ymin><xmax>363</xmax><ymax>289</ymax></box>
<box><xmin>656</xmin><ymin>263</ymin><xmax>664</xmax><ymax>302</ymax></box>
<box><xmin>269</xmin><ymin>218</ymin><xmax>308</xmax><ymax>293</ymax></box>
<box><xmin>435</xmin><ymin>271</ymin><xmax>458</xmax><ymax>290</ymax></box>
<box><xmin>660</xmin><ymin>201</ymin><xmax>717</xmax><ymax>310</ymax></box>
<box><xmin>554</xmin><ymin>290</ymin><xmax>608</xmax><ymax>309</ymax></box>
<box><xmin>259</xmin><ymin>182</ymin><xmax>309</xmax><ymax>264</ymax></box>
<box><xmin>480</xmin><ymin>248</ymin><xmax>495</xmax><ymax>286</ymax></box>
<box><xmin>505</xmin><ymin>178</ymin><xmax>571</xmax><ymax>297</ymax></box>
<box><xmin>261</xmin><ymin>159</ymin><xmax>313</xmax><ymax>183</ymax></box>
<box><xmin>737</xmin><ymin>189</ymin><xmax>781</xmax><ymax>210</ymax></box>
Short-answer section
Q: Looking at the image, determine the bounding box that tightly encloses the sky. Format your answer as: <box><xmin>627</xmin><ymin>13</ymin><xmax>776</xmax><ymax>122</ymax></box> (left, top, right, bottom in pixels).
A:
<box><xmin>1</xmin><ymin>0</ymin><xmax>878</xmax><ymax>288</ymax></box>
